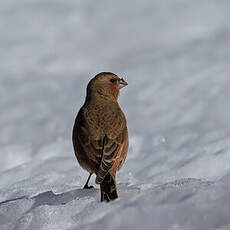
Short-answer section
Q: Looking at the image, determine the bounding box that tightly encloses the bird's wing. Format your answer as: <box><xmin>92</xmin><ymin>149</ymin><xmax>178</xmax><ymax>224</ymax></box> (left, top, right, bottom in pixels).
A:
<box><xmin>73</xmin><ymin>108</ymin><xmax>102</xmax><ymax>171</ymax></box>
<box><xmin>95</xmin><ymin>108</ymin><xmax>127</xmax><ymax>184</ymax></box>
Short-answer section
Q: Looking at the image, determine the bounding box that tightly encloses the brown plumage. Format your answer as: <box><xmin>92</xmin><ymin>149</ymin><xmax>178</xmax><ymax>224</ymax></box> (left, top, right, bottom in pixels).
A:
<box><xmin>72</xmin><ymin>72</ymin><xmax>129</xmax><ymax>202</ymax></box>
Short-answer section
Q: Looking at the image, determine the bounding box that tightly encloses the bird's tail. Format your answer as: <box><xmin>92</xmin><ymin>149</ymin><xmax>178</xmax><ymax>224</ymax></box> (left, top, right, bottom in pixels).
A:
<box><xmin>100</xmin><ymin>173</ymin><xmax>118</xmax><ymax>202</ymax></box>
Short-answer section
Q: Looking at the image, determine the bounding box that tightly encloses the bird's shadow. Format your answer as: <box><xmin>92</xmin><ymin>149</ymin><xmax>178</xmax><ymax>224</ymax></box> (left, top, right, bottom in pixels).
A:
<box><xmin>0</xmin><ymin>183</ymin><xmax>140</xmax><ymax>211</ymax></box>
<box><xmin>0</xmin><ymin>187</ymin><xmax>99</xmax><ymax>211</ymax></box>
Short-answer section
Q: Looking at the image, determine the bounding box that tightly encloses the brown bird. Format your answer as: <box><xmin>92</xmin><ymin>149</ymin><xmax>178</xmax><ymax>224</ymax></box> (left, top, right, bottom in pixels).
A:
<box><xmin>72</xmin><ymin>72</ymin><xmax>129</xmax><ymax>202</ymax></box>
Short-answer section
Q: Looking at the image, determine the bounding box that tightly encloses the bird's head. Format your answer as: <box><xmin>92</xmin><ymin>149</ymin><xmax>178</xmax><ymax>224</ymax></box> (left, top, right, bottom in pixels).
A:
<box><xmin>86</xmin><ymin>72</ymin><xmax>128</xmax><ymax>102</ymax></box>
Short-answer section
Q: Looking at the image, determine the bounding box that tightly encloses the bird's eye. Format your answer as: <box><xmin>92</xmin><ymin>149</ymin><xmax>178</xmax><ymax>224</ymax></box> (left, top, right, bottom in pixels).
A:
<box><xmin>110</xmin><ymin>78</ymin><xmax>115</xmax><ymax>83</ymax></box>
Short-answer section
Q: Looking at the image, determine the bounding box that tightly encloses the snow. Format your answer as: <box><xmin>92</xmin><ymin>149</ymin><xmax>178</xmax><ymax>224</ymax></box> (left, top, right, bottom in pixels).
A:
<box><xmin>1</xmin><ymin>0</ymin><xmax>230</xmax><ymax>229</ymax></box>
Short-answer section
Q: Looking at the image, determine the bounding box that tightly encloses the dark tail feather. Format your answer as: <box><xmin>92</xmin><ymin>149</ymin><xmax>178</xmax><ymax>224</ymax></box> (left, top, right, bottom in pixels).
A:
<box><xmin>100</xmin><ymin>173</ymin><xmax>118</xmax><ymax>202</ymax></box>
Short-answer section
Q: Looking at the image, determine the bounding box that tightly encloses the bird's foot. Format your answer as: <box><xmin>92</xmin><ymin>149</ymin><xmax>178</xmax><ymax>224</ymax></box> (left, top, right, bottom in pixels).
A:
<box><xmin>83</xmin><ymin>185</ymin><xmax>94</xmax><ymax>189</ymax></box>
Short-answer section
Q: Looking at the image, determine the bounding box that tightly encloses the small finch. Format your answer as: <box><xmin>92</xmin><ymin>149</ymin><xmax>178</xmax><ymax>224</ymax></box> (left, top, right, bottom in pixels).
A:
<box><xmin>72</xmin><ymin>72</ymin><xmax>129</xmax><ymax>202</ymax></box>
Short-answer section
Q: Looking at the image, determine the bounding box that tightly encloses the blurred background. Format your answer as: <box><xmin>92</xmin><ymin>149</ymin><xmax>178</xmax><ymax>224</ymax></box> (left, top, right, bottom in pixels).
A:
<box><xmin>1</xmin><ymin>0</ymin><xmax>230</xmax><ymax>183</ymax></box>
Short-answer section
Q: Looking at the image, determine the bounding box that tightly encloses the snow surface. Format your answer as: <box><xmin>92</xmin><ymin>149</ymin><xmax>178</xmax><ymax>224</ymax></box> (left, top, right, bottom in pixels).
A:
<box><xmin>1</xmin><ymin>0</ymin><xmax>230</xmax><ymax>229</ymax></box>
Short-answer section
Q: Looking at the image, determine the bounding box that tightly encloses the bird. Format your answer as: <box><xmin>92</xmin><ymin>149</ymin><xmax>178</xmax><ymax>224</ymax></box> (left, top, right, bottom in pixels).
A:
<box><xmin>72</xmin><ymin>72</ymin><xmax>129</xmax><ymax>202</ymax></box>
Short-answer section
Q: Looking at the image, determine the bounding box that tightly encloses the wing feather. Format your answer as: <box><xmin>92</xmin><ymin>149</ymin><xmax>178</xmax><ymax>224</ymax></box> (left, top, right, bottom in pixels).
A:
<box><xmin>95</xmin><ymin>129</ymin><xmax>126</xmax><ymax>184</ymax></box>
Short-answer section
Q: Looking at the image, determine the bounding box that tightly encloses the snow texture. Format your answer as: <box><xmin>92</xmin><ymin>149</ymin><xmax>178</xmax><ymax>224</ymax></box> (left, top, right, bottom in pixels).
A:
<box><xmin>0</xmin><ymin>0</ymin><xmax>230</xmax><ymax>229</ymax></box>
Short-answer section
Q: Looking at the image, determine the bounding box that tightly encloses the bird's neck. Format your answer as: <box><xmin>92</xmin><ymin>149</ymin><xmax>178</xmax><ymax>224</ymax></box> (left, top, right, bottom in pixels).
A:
<box><xmin>86</xmin><ymin>88</ymin><xmax>119</xmax><ymax>104</ymax></box>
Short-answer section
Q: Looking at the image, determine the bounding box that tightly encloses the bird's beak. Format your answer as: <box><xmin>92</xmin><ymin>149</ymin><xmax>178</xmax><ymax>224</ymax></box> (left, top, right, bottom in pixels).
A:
<box><xmin>118</xmin><ymin>78</ymin><xmax>128</xmax><ymax>89</ymax></box>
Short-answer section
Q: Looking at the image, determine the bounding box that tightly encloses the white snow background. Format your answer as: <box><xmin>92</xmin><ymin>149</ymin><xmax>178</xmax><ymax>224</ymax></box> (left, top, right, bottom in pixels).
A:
<box><xmin>1</xmin><ymin>0</ymin><xmax>230</xmax><ymax>229</ymax></box>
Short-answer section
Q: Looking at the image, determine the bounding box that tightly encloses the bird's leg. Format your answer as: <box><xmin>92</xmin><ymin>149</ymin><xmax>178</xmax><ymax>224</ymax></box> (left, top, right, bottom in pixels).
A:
<box><xmin>83</xmin><ymin>173</ymin><xmax>94</xmax><ymax>189</ymax></box>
